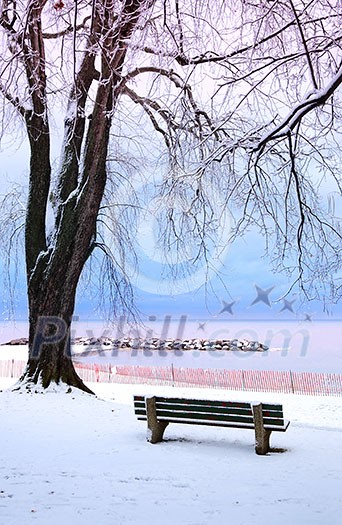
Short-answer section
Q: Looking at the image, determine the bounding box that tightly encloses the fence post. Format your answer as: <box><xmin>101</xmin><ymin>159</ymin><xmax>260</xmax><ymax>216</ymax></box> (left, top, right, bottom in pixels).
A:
<box><xmin>289</xmin><ymin>370</ymin><xmax>294</xmax><ymax>393</ymax></box>
<box><xmin>241</xmin><ymin>370</ymin><xmax>245</xmax><ymax>391</ymax></box>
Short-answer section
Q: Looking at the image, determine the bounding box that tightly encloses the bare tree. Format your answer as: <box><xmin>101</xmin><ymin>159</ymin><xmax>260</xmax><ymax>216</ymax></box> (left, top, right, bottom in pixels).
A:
<box><xmin>0</xmin><ymin>0</ymin><xmax>341</xmax><ymax>391</ymax></box>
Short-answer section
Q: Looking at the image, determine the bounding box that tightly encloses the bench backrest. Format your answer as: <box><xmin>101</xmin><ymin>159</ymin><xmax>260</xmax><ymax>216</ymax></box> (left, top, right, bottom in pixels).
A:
<box><xmin>134</xmin><ymin>395</ymin><xmax>286</xmax><ymax>429</ymax></box>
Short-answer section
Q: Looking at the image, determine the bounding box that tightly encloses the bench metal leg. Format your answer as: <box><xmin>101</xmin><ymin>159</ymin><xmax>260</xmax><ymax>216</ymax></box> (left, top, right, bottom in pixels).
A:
<box><xmin>146</xmin><ymin>397</ymin><xmax>169</xmax><ymax>443</ymax></box>
<box><xmin>252</xmin><ymin>403</ymin><xmax>272</xmax><ymax>455</ymax></box>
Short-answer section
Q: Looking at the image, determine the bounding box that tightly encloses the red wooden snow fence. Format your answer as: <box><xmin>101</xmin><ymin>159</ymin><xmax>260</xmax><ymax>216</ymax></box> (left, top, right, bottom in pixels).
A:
<box><xmin>1</xmin><ymin>359</ymin><xmax>342</xmax><ymax>396</ymax></box>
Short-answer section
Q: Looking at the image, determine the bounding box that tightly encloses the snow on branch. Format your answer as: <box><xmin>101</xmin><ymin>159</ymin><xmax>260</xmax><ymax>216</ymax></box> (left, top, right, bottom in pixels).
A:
<box><xmin>255</xmin><ymin>68</ymin><xmax>342</xmax><ymax>150</ymax></box>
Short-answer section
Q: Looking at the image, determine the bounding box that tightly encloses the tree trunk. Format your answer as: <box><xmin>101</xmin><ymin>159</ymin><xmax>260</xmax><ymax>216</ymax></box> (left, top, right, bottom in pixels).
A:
<box><xmin>20</xmin><ymin>260</ymin><xmax>95</xmax><ymax>394</ymax></box>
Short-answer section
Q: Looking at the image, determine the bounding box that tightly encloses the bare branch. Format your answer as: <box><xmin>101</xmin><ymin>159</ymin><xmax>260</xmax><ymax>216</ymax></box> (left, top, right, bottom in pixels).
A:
<box><xmin>288</xmin><ymin>0</ymin><xmax>318</xmax><ymax>89</ymax></box>
<box><xmin>42</xmin><ymin>15</ymin><xmax>91</xmax><ymax>40</ymax></box>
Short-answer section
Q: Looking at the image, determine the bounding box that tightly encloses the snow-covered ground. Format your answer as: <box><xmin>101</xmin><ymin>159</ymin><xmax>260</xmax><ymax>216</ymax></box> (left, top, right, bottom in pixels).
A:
<box><xmin>1</xmin><ymin>369</ymin><xmax>342</xmax><ymax>525</ymax></box>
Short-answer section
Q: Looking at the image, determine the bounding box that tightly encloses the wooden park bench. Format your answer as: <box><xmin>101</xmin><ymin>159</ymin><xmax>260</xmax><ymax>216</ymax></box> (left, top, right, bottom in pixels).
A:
<box><xmin>134</xmin><ymin>395</ymin><xmax>290</xmax><ymax>455</ymax></box>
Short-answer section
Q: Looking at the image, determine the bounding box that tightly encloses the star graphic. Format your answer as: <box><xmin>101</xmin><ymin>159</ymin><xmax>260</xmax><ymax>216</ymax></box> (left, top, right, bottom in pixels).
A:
<box><xmin>219</xmin><ymin>300</ymin><xmax>236</xmax><ymax>315</ymax></box>
<box><xmin>303</xmin><ymin>313</ymin><xmax>312</xmax><ymax>322</ymax></box>
<box><xmin>197</xmin><ymin>322</ymin><xmax>206</xmax><ymax>331</ymax></box>
<box><xmin>250</xmin><ymin>285</ymin><xmax>274</xmax><ymax>307</ymax></box>
<box><xmin>280</xmin><ymin>298</ymin><xmax>296</xmax><ymax>313</ymax></box>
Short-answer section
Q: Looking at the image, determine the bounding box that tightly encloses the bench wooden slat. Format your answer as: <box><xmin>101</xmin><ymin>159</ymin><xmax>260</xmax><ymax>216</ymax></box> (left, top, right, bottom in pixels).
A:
<box><xmin>135</xmin><ymin>395</ymin><xmax>283</xmax><ymax>412</ymax></box>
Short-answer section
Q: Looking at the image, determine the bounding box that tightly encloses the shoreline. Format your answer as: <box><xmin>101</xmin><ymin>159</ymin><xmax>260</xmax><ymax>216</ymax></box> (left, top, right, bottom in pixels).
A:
<box><xmin>1</xmin><ymin>336</ymin><xmax>269</xmax><ymax>353</ymax></box>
